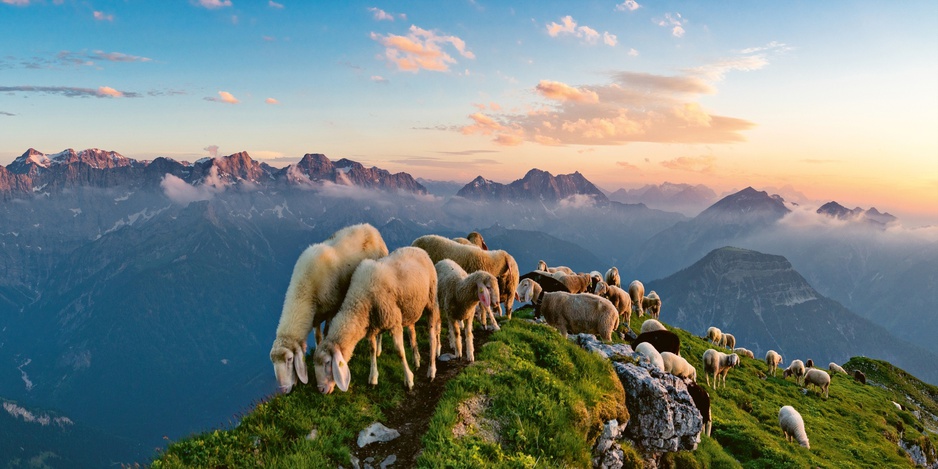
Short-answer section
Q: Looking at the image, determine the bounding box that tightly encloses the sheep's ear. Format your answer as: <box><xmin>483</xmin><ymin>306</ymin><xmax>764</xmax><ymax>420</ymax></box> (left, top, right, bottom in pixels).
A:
<box><xmin>293</xmin><ymin>346</ymin><xmax>308</xmax><ymax>384</ymax></box>
<box><xmin>478</xmin><ymin>282</ymin><xmax>491</xmax><ymax>307</ymax></box>
<box><xmin>332</xmin><ymin>349</ymin><xmax>351</xmax><ymax>392</ymax></box>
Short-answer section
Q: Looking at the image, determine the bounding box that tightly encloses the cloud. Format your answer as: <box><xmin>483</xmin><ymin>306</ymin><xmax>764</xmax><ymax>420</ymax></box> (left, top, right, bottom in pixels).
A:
<box><xmin>147</xmin><ymin>88</ymin><xmax>187</xmax><ymax>97</ymax></box>
<box><xmin>536</xmin><ymin>80</ymin><xmax>599</xmax><ymax>103</ymax></box>
<box><xmin>740</xmin><ymin>41</ymin><xmax>792</xmax><ymax>55</ymax></box>
<box><xmin>390</xmin><ymin>156</ymin><xmax>501</xmax><ymax>169</ymax></box>
<box><xmin>0</xmin><ymin>111</ymin><xmax>14</xmax><ymax>116</ymax></box>
<box><xmin>6</xmin><ymin>50</ymin><xmax>152</xmax><ymax>70</ymax></box>
<box><xmin>204</xmin><ymin>91</ymin><xmax>239</xmax><ymax>104</ymax></box>
<box><xmin>603</xmin><ymin>32</ymin><xmax>618</xmax><ymax>47</ymax></box>
<box><xmin>0</xmin><ymin>85</ymin><xmax>139</xmax><ymax>98</ymax></box>
<box><xmin>195</xmin><ymin>0</ymin><xmax>232</xmax><ymax>8</ymax></box>
<box><xmin>204</xmin><ymin>145</ymin><xmax>219</xmax><ymax>157</ymax></box>
<box><xmin>627</xmin><ymin>48</ymin><xmax>639</xmax><ymax>57</ymax></box>
<box><xmin>1</xmin><ymin>0</ymin><xmax>30</xmax><ymax>5</ymax></box>
<box><xmin>88</xmin><ymin>51</ymin><xmax>150</xmax><ymax>62</ymax></box>
<box><xmin>616</xmin><ymin>161</ymin><xmax>639</xmax><ymax>171</ymax></box>
<box><xmin>435</xmin><ymin>149</ymin><xmax>499</xmax><ymax>156</ymax></box>
<box><xmin>546</xmin><ymin>16</ymin><xmax>612</xmax><ymax>45</ymax></box>
<box><xmin>368</xmin><ymin>6</ymin><xmax>394</xmax><ymax>21</ymax></box>
<box><xmin>370</xmin><ymin>25</ymin><xmax>474</xmax><ymax>72</ymax></box>
<box><xmin>688</xmin><ymin>56</ymin><xmax>769</xmax><ymax>81</ymax></box>
<box><xmin>160</xmin><ymin>173</ymin><xmax>216</xmax><ymax>204</ymax></box>
<box><xmin>93</xmin><ymin>11</ymin><xmax>114</xmax><ymax>21</ymax></box>
<box><xmin>657</xmin><ymin>12</ymin><xmax>686</xmax><ymax>37</ymax></box>
<box><xmin>268</xmin><ymin>0</ymin><xmax>283</xmax><ymax>8</ymax></box>
<box><xmin>370</xmin><ymin>75</ymin><xmax>389</xmax><ymax>83</ymax></box>
<box><xmin>265</xmin><ymin>97</ymin><xmax>279</xmax><ymax>104</ymax></box>
<box><xmin>660</xmin><ymin>155</ymin><xmax>716</xmax><ymax>173</ymax></box>
<box><xmin>615</xmin><ymin>0</ymin><xmax>640</xmax><ymax>11</ymax></box>
<box><xmin>262</xmin><ymin>35</ymin><xmax>275</xmax><ymax>41</ymax></box>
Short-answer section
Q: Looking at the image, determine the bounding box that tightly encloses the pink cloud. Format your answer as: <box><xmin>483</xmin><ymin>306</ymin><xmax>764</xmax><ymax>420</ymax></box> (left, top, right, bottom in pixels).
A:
<box><xmin>546</xmin><ymin>15</ymin><xmax>612</xmax><ymax>45</ymax></box>
<box><xmin>268</xmin><ymin>0</ymin><xmax>283</xmax><ymax>8</ymax></box>
<box><xmin>195</xmin><ymin>0</ymin><xmax>232</xmax><ymax>9</ymax></box>
<box><xmin>657</xmin><ymin>12</ymin><xmax>687</xmax><ymax>38</ymax></box>
<box><xmin>603</xmin><ymin>32</ymin><xmax>617</xmax><ymax>47</ymax></box>
<box><xmin>93</xmin><ymin>11</ymin><xmax>114</xmax><ymax>21</ymax></box>
<box><xmin>204</xmin><ymin>91</ymin><xmax>239</xmax><ymax>104</ymax></box>
<box><xmin>368</xmin><ymin>7</ymin><xmax>394</xmax><ymax>21</ymax></box>
<box><xmin>370</xmin><ymin>75</ymin><xmax>389</xmax><ymax>83</ymax></box>
<box><xmin>615</xmin><ymin>0</ymin><xmax>640</xmax><ymax>11</ymax></box>
<box><xmin>370</xmin><ymin>25</ymin><xmax>474</xmax><ymax>73</ymax></box>
<box><xmin>536</xmin><ymin>80</ymin><xmax>599</xmax><ymax>103</ymax></box>
<box><xmin>265</xmin><ymin>97</ymin><xmax>279</xmax><ymax>104</ymax></box>
<box><xmin>660</xmin><ymin>155</ymin><xmax>716</xmax><ymax>173</ymax></box>
<box><xmin>97</xmin><ymin>86</ymin><xmax>123</xmax><ymax>97</ymax></box>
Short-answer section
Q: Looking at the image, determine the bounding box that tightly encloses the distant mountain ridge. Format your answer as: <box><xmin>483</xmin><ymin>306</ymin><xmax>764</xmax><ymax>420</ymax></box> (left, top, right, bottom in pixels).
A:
<box><xmin>817</xmin><ymin>200</ymin><xmax>897</xmax><ymax>226</ymax></box>
<box><xmin>456</xmin><ymin>168</ymin><xmax>608</xmax><ymax>203</ymax></box>
<box><xmin>607</xmin><ymin>182</ymin><xmax>717</xmax><ymax>215</ymax></box>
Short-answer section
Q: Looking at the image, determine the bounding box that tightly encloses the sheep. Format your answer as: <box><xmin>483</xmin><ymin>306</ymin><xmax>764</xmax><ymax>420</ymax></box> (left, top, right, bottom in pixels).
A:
<box><xmin>453</xmin><ymin>231</ymin><xmax>488</xmax><ymax>250</ymax></box>
<box><xmin>435</xmin><ymin>259</ymin><xmax>499</xmax><ymax>362</ymax></box>
<box><xmin>515</xmin><ymin>277</ymin><xmax>542</xmax><ymax>304</ymax></box>
<box><xmin>702</xmin><ymin>349</ymin><xmax>740</xmax><ymax>389</ymax></box>
<box><xmin>270</xmin><ymin>223</ymin><xmax>389</xmax><ymax>394</ymax></box>
<box><xmin>720</xmin><ymin>333</ymin><xmax>736</xmax><ymax>350</ymax></box>
<box><xmin>550</xmin><ymin>271</ymin><xmax>595</xmax><ymax>294</ymax></box>
<box><xmin>778</xmin><ymin>406</ymin><xmax>810</xmax><ymax>448</ymax></box>
<box><xmin>412</xmin><ymin>234</ymin><xmax>519</xmax><ymax>320</ymax></box>
<box><xmin>661</xmin><ymin>352</ymin><xmax>697</xmax><ymax>381</ymax></box>
<box><xmin>533</xmin><ymin>291</ymin><xmax>619</xmax><ymax>342</ymax></box>
<box><xmin>635</xmin><ymin>341</ymin><xmax>665</xmax><ymax>371</ymax></box>
<box><xmin>766</xmin><ymin>350</ymin><xmax>783</xmax><ymax>377</ymax></box>
<box><xmin>733</xmin><ymin>347</ymin><xmax>755</xmax><ymax>359</ymax></box>
<box><xmin>853</xmin><ymin>370</ymin><xmax>867</xmax><ymax>385</ymax></box>
<box><xmin>536</xmin><ymin>260</ymin><xmax>574</xmax><ymax>275</ymax></box>
<box><xmin>640</xmin><ymin>319</ymin><xmax>666</xmax><ymax>334</ymax></box>
<box><xmin>805</xmin><ymin>359</ymin><xmax>814</xmax><ymax>368</ymax></box>
<box><xmin>631</xmin><ymin>330</ymin><xmax>681</xmax><ymax>356</ymax></box>
<box><xmin>593</xmin><ymin>281</ymin><xmax>632</xmax><ymax>328</ymax></box>
<box><xmin>686</xmin><ymin>382</ymin><xmax>712</xmax><ymax>437</ymax></box>
<box><xmin>783</xmin><ymin>359</ymin><xmax>807</xmax><ymax>385</ymax></box>
<box><xmin>520</xmin><ymin>271</ymin><xmax>571</xmax><ymax>294</ymax></box>
<box><xmin>628</xmin><ymin>280</ymin><xmax>645</xmax><ymax>316</ymax></box>
<box><xmin>706</xmin><ymin>327</ymin><xmax>722</xmax><ymax>346</ymax></box>
<box><xmin>803</xmin><ymin>368</ymin><xmax>831</xmax><ymax>398</ymax></box>
<box><xmin>312</xmin><ymin>247</ymin><xmax>440</xmax><ymax>393</ymax></box>
<box><xmin>604</xmin><ymin>267</ymin><xmax>621</xmax><ymax>288</ymax></box>
<box><xmin>829</xmin><ymin>362</ymin><xmax>847</xmax><ymax>375</ymax></box>
<box><xmin>642</xmin><ymin>291</ymin><xmax>662</xmax><ymax>319</ymax></box>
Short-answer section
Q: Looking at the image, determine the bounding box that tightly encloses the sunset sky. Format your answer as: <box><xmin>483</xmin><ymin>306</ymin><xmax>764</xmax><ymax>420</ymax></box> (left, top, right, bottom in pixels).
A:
<box><xmin>2</xmin><ymin>1</ymin><xmax>936</xmax><ymax>225</ymax></box>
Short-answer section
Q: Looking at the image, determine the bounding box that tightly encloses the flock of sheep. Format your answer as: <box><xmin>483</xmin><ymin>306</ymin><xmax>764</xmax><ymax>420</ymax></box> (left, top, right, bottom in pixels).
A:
<box><xmin>267</xmin><ymin>223</ymin><xmax>856</xmax><ymax>451</ymax></box>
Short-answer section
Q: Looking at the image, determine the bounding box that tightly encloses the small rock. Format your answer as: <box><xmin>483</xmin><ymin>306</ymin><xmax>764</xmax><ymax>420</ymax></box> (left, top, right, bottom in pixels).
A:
<box><xmin>380</xmin><ymin>454</ymin><xmax>397</xmax><ymax>468</ymax></box>
<box><xmin>349</xmin><ymin>456</ymin><xmax>360</xmax><ymax>469</ymax></box>
<box><xmin>357</xmin><ymin>422</ymin><xmax>401</xmax><ymax>448</ymax></box>
<box><xmin>365</xmin><ymin>457</ymin><xmax>374</xmax><ymax>463</ymax></box>
<box><xmin>438</xmin><ymin>353</ymin><xmax>457</xmax><ymax>362</ymax></box>
<box><xmin>306</xmin><ymin>428</ymin><xmax>318</xmax><ymax>441</ymax></box>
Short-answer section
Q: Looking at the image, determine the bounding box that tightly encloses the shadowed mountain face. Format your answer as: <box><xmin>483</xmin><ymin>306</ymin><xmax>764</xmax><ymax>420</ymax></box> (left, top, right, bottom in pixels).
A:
<box><xmin>817</xmin><ymin>200</ymin><xmax>898</xmax><ymax>226</ymax></box>
<box><xmin>456</xmin><ymin>168</ymin><xmax>608</xmax><ymax>203</ymax></box>
<box><xmin>607</xmin><ymin>182</ymin><xmax>717</xmax><ymax>216</ymax></box>
<box><xmin>647</xmin><ymin>247</ymin><xmax>938</xmax><ymax>385</ymax></box>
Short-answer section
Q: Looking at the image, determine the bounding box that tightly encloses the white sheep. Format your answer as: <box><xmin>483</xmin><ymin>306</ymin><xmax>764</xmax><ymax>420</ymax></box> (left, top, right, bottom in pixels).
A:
<box><xmin>720</xmin><ymin>332</ymin><xmax>736</xmax><ymax>350</ymax></box>
<box><xmin>706</xmin><ymin>326</ymin><xmax>722</xmax><ymax>346</ymax></box>
<box><xmin>550</xmin><ymin>271</ymin><xmax>595</xmax><ymax>294</ymax></box>
<box><xmin>435</xmin><ymin>259</ymin><xmax>499</xmax><ymax>362</ymax></box>
<box><xmin>412</xmin><ymin>234</ymin><xmax>519</xmax><ymax>320</ymax></box>
<box><xmin>702</xmin><ymin>349</ymin><xmax>740</xmax><ymax>389</ymax></box>
<box><xmin>515</xmin><ymin>277</ymin><xmax>542</xmax><ymax>304</ymax></box>
<box><xmin>829</xmin><ymin>362</ymin><xmax>847</xmax><ymax>375</ymax></box>
<box><xmin>628</xmin><ymin>280</ymin><xmax>645</xmax><ymax>316</ymax></box>
<box><xmin>534</xmin><ymin>291</ymin><xmax>619</xmax><ymax>342</ymax></box>
<box><xmin>635</xmin><ymin>341</ymin><xmax>665</xmax><ymax>371</ymax></box>
<box><xmin>640</xmin><ymin>319</ymin><xmax>666</xmax><ymax>334</ymax></box>
<box><xmin>661</xmin><ymin>351</ymin><xmax>697</xmax><ymax>381</ymax></box>
<box><xmin>604</xmin><ymin>267</ymin><xmax>621</xmax><ymax>288</ymax></box>
<box><xmin>452</xmin><ymin>231</ymin><xmax>487</xmax><ymax>250</ymax></box>
<box><xmin>766</xmin><ymin>350</ymin><xmax>783</xmax><ymax>377</ymax></box>
<box><xmin>536</xmin><ymin>260</ymin><xmax>574</xmax><ymax>275</ymax></box>
<box><xmin>642</xmin><ymin>291</ymin><xmax>662</xmax><ymax>319</ymax></box>
<box><xmin>270</xmin><ymin>223</ymin><xmax>389</xmax><ymax>394</ymax></box>
<box><xmin>803</xmin><ymin>368</ymin><xmax>831</xmax><ymax>398</ymax></box>
<box><xmin>733</xmin><ymin>347</ymin><xmax>755</xmax><ymax>359</ymax></box>
<box><xmin>593</xmin><ymin>281</ymin><xmax>632</xmax><ymax>327</ymax></box>
<box><xmin>778</xmin><ymin>406</ymin><xmax>809</xmax><ymax>448</ymax></box>
<box><xmin>783</xmin><ymin>359</ymin><xmax>806</xmax><ymax>385</ymax></box>
<box><xmin>312</xmin><ymin>247</ymin><xmax>441</xmax><ymax>393</ymax></box>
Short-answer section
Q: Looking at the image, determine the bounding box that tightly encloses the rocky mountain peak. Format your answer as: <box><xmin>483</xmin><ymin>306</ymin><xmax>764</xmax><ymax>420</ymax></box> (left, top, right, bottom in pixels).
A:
<box><xmin>456</xmin><ymin>168</ymin><xmax>608</xmax><ymax>203</ymax></box>
<box><xmin>698</xmin><ymin>187</ymin><xmax>790</xmax><ymax>221</ymax></box>
<box><xmin>817</xmin><ymin>201</ymin><xmax>898</xmax><ymax>226</ymax></box>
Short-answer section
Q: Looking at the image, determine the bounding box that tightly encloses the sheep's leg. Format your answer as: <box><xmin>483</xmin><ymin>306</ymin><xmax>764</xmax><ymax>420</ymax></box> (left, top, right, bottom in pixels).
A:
<box><xmin>465</xmin><ymin>316</ymin><xmax>475</xmax><ymax>362</ymax></box>
<box><xmin>368</xmin><ymin>334</ymin><xmax>379</xmax><ymax>386</ymax></box>
<box><xmin>376</xmin><ymin>334</ymin><xmax>383</xmax><ymax>357</ymax></box>
<box><xmin>451</xmin><ymin>320</ymin><xmax>463</xmax><ymax>358</ymax></box>
<box><xmin>705</xmin><ymin>372</ymin><xmax>711</xmax><ymax>388</ymax></box>
<box><xmin>487</xmin><ymin>307</ymin><xmax>501</xmax><ymax>331</ymax></box>
<box><xmin>427</xmin><ymin>318</ymin><xmax>438</xmax><ymax>380</ymax></box>
<box><xmin>392</xmin><ymin>326</ymin><xmax>414</xmax><ymax>390</ymax></box>
<box><xmin>408</xmin><ymin>324</ymin><xmax>420</xmax><ymax>371</ymax></box>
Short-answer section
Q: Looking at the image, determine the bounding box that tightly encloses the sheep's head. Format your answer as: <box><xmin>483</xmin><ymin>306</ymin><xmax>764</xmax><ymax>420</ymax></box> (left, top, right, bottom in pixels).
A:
<box><xmin>270</xmin><ymin>337</ymin><xmax>308</xmax><ymax>394</ymax></box>
<box><xmin>476</xmin><ymin>278</ymin><xmax>496</xmax><ymax>317</ymax></box>
<box><xmin>467</xmin><ymin>231</ymin><xmax>488</xmax><ymax>250</ymax></box>
<box><xmin>312</xmin><ymin>341</ymin><xmax>351</xmax><ymax>394</ymax></box>
<box><xmin>537</xmin><ymin>260</ymin><xmax>548</xmax><ymax>271</ymax></box>
<box><xmin>728</xmin><ymin>353</ymin><xmax>740</xmax><ymax>368</ymax></box>
<box><xmin>593</xmin><ymin>280</ymin><xmax>608</xmax><ymax>296</ymax></box>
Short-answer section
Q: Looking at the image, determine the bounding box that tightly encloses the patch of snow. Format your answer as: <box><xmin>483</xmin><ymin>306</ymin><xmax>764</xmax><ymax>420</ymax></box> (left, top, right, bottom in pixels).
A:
<box><xmin>103</xmin><ymin>207</ymin><xmax>168</xmax><ymax>235</ymax></box>
<box><xmin>2</xmin><ymin>401</ymin><xmax>74</xmax><ymax>428</ymax></box>
<box><xmin>69</xmin><ymin>208</ymin><xmax>82</xmax><ymax>216</ymax></box>
<box><xmin>195</xmin><ymin>157</ymin><xmax>212</xmax><ymax>165</ymax></box>
<box><xmin>31</xmin><ymin>183</ymin><xmax>48</xmax><ymax>193</ymax></box>
<box><xmin>114</xmin><ymin>192</ymin><xmax>133</xmax><ymax>202</ymax></box>
<box><xmin>221</xmin><ymin>359</ymin><xmax>229</xmax><ymax>365</ymax></box>
<box><xmin>17</xmin><ymin>359</ymin><xmax>33</xmax><ymax>391</ymax></box>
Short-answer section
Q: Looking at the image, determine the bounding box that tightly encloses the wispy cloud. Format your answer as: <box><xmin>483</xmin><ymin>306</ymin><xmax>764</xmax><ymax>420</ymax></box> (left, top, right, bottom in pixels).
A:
<box><xmin>660</xmin><ymin>155</ymin><xmax>716</xmax><ymax>173</ymax></box>
<box><xmin>370</xmin><ymin>75</ymin><xmax>389</xmax><ymax>83</ymax></box>
<box><xmin>195</xmin><ymin>0</ymin><xmax>232</xmax><ymax>8</ymax></box>
<box><xmin>0</xmin><ymin>111</ymin><xmax>15</xmax><ymax>116</ymax></box>
<box><xmin>2</xmin><ymin>0</ymin><xmax>31</xmax><ymax>5</ymax></box>
<box><xmin>204</xmin><ymin>91</ymin><xmax>239</xmax><ymax>104</ymax></box>
<box><xmin>268</xmin><ymin>0</ymin><xmax>283</xmax><ymax>8</ymax></box>
<box><xmin>657</xmin><ymin>12</ymin><xmax>686</xmax><ymax>38</ymax></box>
<box><xmin>536</xmin><ymin>80</ymin><xmax>599</xmax><ymax>103</ymax></box>
<box><xmin>265</xmin><ymin>97</ymin><xmax>279</xmax><ymax>104</ymax></box>
<box><xmin>368</xmin><ymin>7</ymin><xmax>394</xmax><ymax>21</ymax></box>
<box><xmin>616</xmin><ymin>161</ymin><xmax>640</xmax><ymax>171</ymax></box>
<box><xmin>390</xmin><ymin>156</ymin><xmax>500</xmax><ymax>169</ymax></box>
<box><xmin>740</xmin><ymin>41</ymin><xmax>792</xmax><ymax>55</ymax></box>
<box><xmin>93</xmin><ymin>11</ymin><xmax>114</xmax><ymax>21</ymax></box>
<box><xmin>370</xmin><ymin>25</ymin><xmax>474</xmax><ymax>72</ymax></box>
<box><xmin>615</xmin><ymin>0</ymin><xmax>640</xmax><ymax>12</ymax></box>
<box><xmin>435</xmin><ymin>149</ymin><xmax>499</xmax><ymax>156</ymax></box>
<box><xmin>3</xmin><ymin>50</ymin><xmax>152</xmax><ymax>70</ymax></box>
<box><xmin>204</xmin><ymin>145</ymin><xmax>219</xmax><ymax>158</ymax></box>
<box><xmin>546</xmin><ymin>16</ymin><xmax>603</xmax><ymax>44</ymax></box>
<box><xmin>0</xmin><ymin>85</ymin><xmax>139</xmax><ymax>98</ymax></box>
<box><xmin>603</xmin><ymin>32</ymin><xmax>618</xmax><ymax>47</ymax></box>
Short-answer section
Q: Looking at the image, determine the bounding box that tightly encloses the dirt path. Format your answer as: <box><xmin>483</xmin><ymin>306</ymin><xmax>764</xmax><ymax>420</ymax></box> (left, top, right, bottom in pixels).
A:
<box><xmin>352</xmin><ymin>328</ymin><xmax>494</xmax><ymax>468</ymax></box>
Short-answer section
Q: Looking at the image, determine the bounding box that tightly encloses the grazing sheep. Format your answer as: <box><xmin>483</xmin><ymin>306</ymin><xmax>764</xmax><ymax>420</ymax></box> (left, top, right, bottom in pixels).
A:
<box><xmin>854</xmin><ymin>370</ymin><xmax>867</xmax><ymax>385</ymax></box>
<box><xmin>686</xmin><ymin>382</ymin><xmax>712</xmax><ymax>437</ymax></box>
<box><xmin>635</xmin><ymin>342</ymin><xmax>665</xmax><ymax>371</ymax></box>
<box><xmin>661</xmin><ymin>352</ymin><xmax>697</xmax><ymax>381</ymax></box>
<box><xmin>803</xmin><ymin>368</ymin><xmax>831</xmax><ymax>398</ymax></box>
<box><xmin>270</xmin><ymin>223</ymin><xmax>389</xmax><ymax>394</ymax></box>
<box><xmin>533</xmin><ymin>291</ymin><xmax>619</xmax><ymax>342</ymax></box>
<box><xmin>706</xmin><ymin>327</ymin><xmax>722</xmax><ymax>346</ymax></box>
<box><xmin>549</xmin><ymin>271</ymin><xmax>595</xmax><ymax>294</ymax></box>
<box><xmin>631</xmin><ymin>330</ymin><xmax>681</xmax><ymax>356</ymax></box>
<box><xmin>783</xmin><ymin>360</ymin><xmax>807</xmax><ymax>385</ymax></box>
<box><xmin>536</xmin><ymin>260</ymin><xmax>574</xmax><ymax>275</ymax></box>
<box><xmin>778</xmin><ymin>406</ymin><xmax>810</xmax><ymax>448</ymax></box>
<box><xmin>628</xmin><ymin>280</ymin><xmax>646</xmax><ymax>316</ymax></box>
<box><xmin>720</xmin><ymin>333</ymin><xmax>736</xmax><ymax>350</ymax></box>
<box><xmin>312</xmin><ymin>247</ymin><xmax>440</xmax><ymax>393</ymax></box>
<box><xmin>453</xmin><ymin>231</ymin><xmax>488</xmax><ymax>250</ymax></box>
<box><xmin>640</xmin><ymin>319</ymin><xmax>666</xmax><ymax>334</ymax></box>
<box><xmin>702</xmin><ymin>349</ymin><xmax>740</xmax><ymax>389</ymax></box>
<box><xmin>733</xmin><ymin>347</ymin><xmax>755</xmax><ymax>359</ymax></box>
<box><xmin>805</xmin><ymin>359</ymin><xmax>814</xmax><ymax>368</ymax></box>
<box><xmin>435</xmin><ymin>259</ymin><xmax>499</xmax><ymax>362</ymax></box>
<box><xmin>604</xmin><ymin>267</ymin><xmax>621</xmax><ymax>288</ymax></box>
<box><xmin>766</xmin><ymin>350</ymin><xmax>783</xmax><ymax>377</ymax></box>
<box><xmin>829</xmin><ymin>362</ymin><xmax>847</xmax><ymax>375</ymax></box>
<box><xmin>642</xmin><ymin>291</ymin><xmax>662</xmax><ymax>319</ymax></box>
<box><xmin>412</xmin><ymin>234</ymin><xmax>519</xmax><ymax>319</ymax></box>
<box><xmin>593</xmin><ymin>281</ymin><xmax>632</xmax><ymax>328</ymax></box>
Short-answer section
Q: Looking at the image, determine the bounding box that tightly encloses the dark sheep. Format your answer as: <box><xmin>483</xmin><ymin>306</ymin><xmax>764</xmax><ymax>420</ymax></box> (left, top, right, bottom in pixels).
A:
<box><xmin>805</xmin><ymin>359</ymin><xmax>814</xmax><ymax>368</ymax></box>
<box><xmin>519</xmin><ymin>271</ymin><xmax>571</xmax><ymax>294</ymax></box>
<box><xmin>854</xmin><ymin>370</ymin><xmax>867</xmax><ymax>384</ymax></box>
<box><xmin>685</xmin><ymin>381</ymin><xmax>712</xmax><ymax>437</ymax></box>
<box><xmin>631</xmin><ymin>329</ymin><xmax>681</xmax><ymax>356</ymax></box>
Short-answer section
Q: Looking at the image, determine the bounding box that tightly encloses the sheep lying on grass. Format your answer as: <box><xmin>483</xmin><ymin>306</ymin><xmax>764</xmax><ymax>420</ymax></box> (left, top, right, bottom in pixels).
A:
<box><xmin>435</xmin><ymin>259</ymin><xmax>499</xmax><ymax>362</ymax></box>
<box><xmin>593</xmin><ymin>281</ymin><xmax>632</xmax><ymax>327</ymax></box>
<box><xmin>661</xmin><ymin>351</ymin><xmax>696</xmax><ymax>381</ymax></box>
<box><xmin>312</xmin><ymin>247</ymin><xmax>440</xmax><ymax>393</ymax></box>
<box><xmin>706</xmin><ymin>327</ymin><xmax>722</xmax><ymax>346</ymax></box>
<box><xmin>702</xmin><ymin>349</ymin><xmax>740</xmax><ymax>389</ymax></box>
<box><xmin>765</xmin><ymin>350</ymin><xmax>783</xmax><ymax>377</ymax></box>
<box><xmin>534</xmin><ymin>291</ymin><xmax>618</xmax><ymax>342</ymax></box>
<box><xmin>803</xmin><ymin>368</ymin><xmax>831</xmax><ymax>398</ymax></box>
<box><xmin>604</xmin><ymin>267</ymin><xmax>621</xmax><ymax>288</ymax></box>
<box><xmin>733</xmin><ymin>347</ymin><xmax>754</xmax><ymax>359</ymax></box>
<box><xmin>452</xmin><ymin>231</ymin><xmax>488</xmax><ymax>250</ymax></box>
<box><xmin>640</xmin><ymin>319</ymin><xmax>666</xmax><ymax>334</ymax></box>
<box><xmin>635</xmin><ymin>341</ymin><xmax>664</xmax><ymax>371</ymax></box>
<box><xmin>642</xmin><ymin>291</ymin><xmax>662</xmax><ymax>319</ymax></box>
<box><xmin>628</xmin><ymin>280</ymin><xmax>645</xmax><ymax>316</ymax></box>
<box><xmin>270</xmin><ymin>223</ymin><xmax>389</xmax><ymax>394</ymax></box>
<box><xmin>779</xmin><ymin>406</ymin><xmax>809</xmax><ymax>448</ymax></box>
<box><xmin>536</xmin><ymin>260</ymin><xmax>574</xmax><ymax>275</ymax></box>
<box><xmin>631</xmin><ymin>330</ymin><xmax>681</xmax><ymax>356</ymax></box>
<box><xmin>783</xmin><ymin>360</ymin><xmax>807</xmax><ymax>385</ymax></box>
<box><xmin>829</xmin><ymin>362</ymin><xmax>847</xmax><ymax>375</ymax></box>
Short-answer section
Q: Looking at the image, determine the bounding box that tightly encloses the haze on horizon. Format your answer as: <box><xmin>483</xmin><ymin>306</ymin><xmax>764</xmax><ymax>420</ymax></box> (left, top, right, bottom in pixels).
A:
<box><xmin>1</xmin><ymin>0</ymin><xmax>936</xmax><ymax>225</ymax></box>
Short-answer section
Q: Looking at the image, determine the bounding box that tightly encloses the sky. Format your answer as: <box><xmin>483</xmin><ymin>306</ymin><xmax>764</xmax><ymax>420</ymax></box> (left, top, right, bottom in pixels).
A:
<box><xmin>1</xmin><ymin>0</ymin><xmax>937</xmax><ymax>225</ymax></box>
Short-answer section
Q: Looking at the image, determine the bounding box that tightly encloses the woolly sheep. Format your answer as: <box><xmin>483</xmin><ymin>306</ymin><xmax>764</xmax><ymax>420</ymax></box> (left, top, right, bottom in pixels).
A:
<box><xmin>534</xmin><ymin>291</ymin><xmax>619</xmax><ymax>342</ymax></box>
<box><xmin>412</xmin><ymin>234</ymin><xmax>519</xmax><ymax>319</ymax></box>
<box><xmin>520</xmin><ymin>271</ymin><xmax>571</xmax><ymax>294</ymax></box>
<box><xmin>550</xmin><ymin>271</ymin><xmax>595</xmax><ymax>294</ymax></box>
<box><xmin>270</xmin><ymin>223</ymin><xmax>389</xmax><ymax>394</ymax></box>
<box><xmin>435</xmin><ymin>259</ymin><xmax>499</xmax><ymax>362</ymax></box>
<box><xmin>803</xmin><ymin>368</ymin><xmax>831</xmax><ymax>398</ymax></box>
<box><xmin>631</xmin><ymin>330</ymin><xmax>681</xmax><ymax>356</ymax></box>
<box><xmin>733</xmin><ymin>347</ymin><xmax>755</xmax><ymax>359</ymax></box>
<box><xmin>536</xmin><ymin>260</ymin><xmax>574</xmax><ymax>275</ymax></box>
<box><xmin>783</xmin><ymin>359</ymin><xmax>807</xmax><ymax>385</ymax></box>
<box><xmin>312</xmin><ymin>247</ymin><xmax>441</xmax><ymax>393</ymax></box>
<box><xmin>640</xmin><ymin>319</ymin><xmax>666</xmax><ymax>334</ymax></box>
<box><xmin>766</xmin><ymin>350</ymin><xmax>783</xmax><ymax>377</ymax></box>
<box><xmin>635</xmin><ymin>341</ymin><xmax>665</xmax><ymax>371</ymax></box>
<box><xmin>702</xmin><ymin>349</ymin><xmax>740</xmax><ymax>389</ymax></box>
<box><xmin>829</xmin><ymin>362</ymin><xmax>847</xmax><ymax>375</ymax></box>
<box><xmin>706</xmin><ymin>327</ymin><xmax>722</xmax><ymax>346</ymax></box>
<box><xmin>628</xmin><ymin>280</ymin><xmax>645</xmax><ymax>316</ymax></box>
<box><xmin>805</xmin><ymin>359</ymin><xmax>814</xmax><ymax>368</ymax></box>
<box><xmin>593</xmin><ymin>281</ymin><xmax>632</xmax><ymax>328</ymax></box>
<box><xmin>686</xmin><ymin>381</ymin><xmax>712</xmax><ymax>437</ymax></box>
<box><xmin>515</xmin><ymin>277</ymin><xmax>542</xmax><ymax>304</ymax></box>
<box><xmin>453</xmin><ymin>231</ymin><xmax>488</xmax><ymax>250</ymax></box>
<box><xmin>778</xmin><ymin>406</ymin><xmax>809</xmax><ymax>448</ymax></box>
<box><xmin>661</xmin><ymin>351</ymin><xmax>697</xmax><ymax>381</ymax></box>
<box><xmin>642</xmin><ymin>291</ymin><xmax>662</xmax><ymax>319</ymax></box>
<box><xmin>604</xmin><ymin>267</ymin><xmax>621</xmax><ymax>288</ymax></box>
<box><xmin>720</xmin><ymin>332</ymin><xmax>736</xmax><ymax>350</ymax></box>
